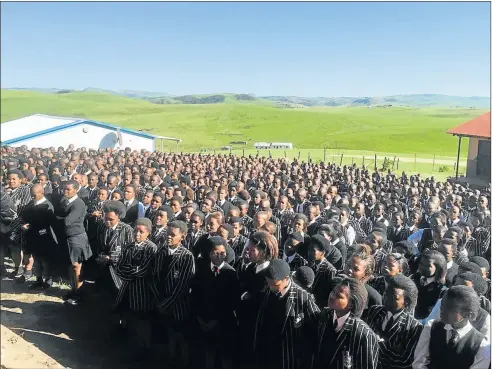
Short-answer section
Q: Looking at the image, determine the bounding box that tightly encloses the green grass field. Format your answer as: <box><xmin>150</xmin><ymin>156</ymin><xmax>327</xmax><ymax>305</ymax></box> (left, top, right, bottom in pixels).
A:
<box><xmin>1</xmin><ymin>89</ymin><xmax>486</xmax><ymax>180</ymax></box>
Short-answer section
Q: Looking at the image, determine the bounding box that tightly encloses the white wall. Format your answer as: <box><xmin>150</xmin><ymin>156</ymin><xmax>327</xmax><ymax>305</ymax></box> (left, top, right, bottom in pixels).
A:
<box><xmin>9</xmin><ymin>123</ymin><xmax>155</xmax><ymax>151</ymax></box>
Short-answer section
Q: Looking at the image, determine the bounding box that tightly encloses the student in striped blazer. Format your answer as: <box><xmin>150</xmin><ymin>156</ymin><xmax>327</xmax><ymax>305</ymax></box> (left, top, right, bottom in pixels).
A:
<box><xmin>313</xmin><ymin>277</ymin><xmax>379</xmax><ymax>369</ymax></box>
<box><xmin>154</xmin><ymin>220</ymin><xmax>195</xmax><ymax>369</ymax></box>
<box><xmin>365</xmin><ymin>274</ymin><xmax>423</xmax><ymax>369</ymax></box>
<box><xmin>113</xmin><ymin>218</ymin><xmax>158</xmax><ymax>361</ymax></box>
<box><xmin>253</xmin><ymin>259</ymin><xmax>320</xmax><ymax>369</ymax></box>
<box><xmin>185</xmin><ymin>211</ymin><xmax>205</xmax><ymax>251</ymax></box>
<box><xmin>95</xmin><ymin>201</ymin><xmax>134</xmax><ymax>296</ymax></box>
<box><xmin>150</xmin><ymin>205</ymin><xmax>173</xmax><ymax>246</ymax></box>
<box><xmin>282</xmin><ymin>232</ymin><xmax>309</xmax><ymax>273</ymax></box>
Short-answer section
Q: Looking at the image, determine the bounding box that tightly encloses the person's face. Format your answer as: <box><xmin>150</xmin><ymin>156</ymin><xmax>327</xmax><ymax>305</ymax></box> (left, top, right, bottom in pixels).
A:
<box><xmin>231</xmin><ymin>222</ymin><xmax>241</xmax><ymax>237</ymax></box>
<box><xmin>451</xmin><ymin>206</ymin><xmax>460</xmax><ymax>220</ymax></box>
<box><xmin>294</xmin><ymin>219</ymin><xmax>304</xmax><ymax>233</ymax></box>
<box><xmin>37</xmin><ymin>175</ymin><xmax>47</xmax><ymax>186</ymax></box>
<box><xmin>124</xmin><ymin>186</ymin><xmax>135</xmax><ymax>201</ymax></box>
<box><xmin>409</xmin><ymin>212</ymin><xmax>420</xmax><ymax>226</ymax></box>
<box><xmin>135</xmin><ymin>224</ymin><xmax>149</xmax><ymax>243</ymax></box>
<box><xmin>308</xmin><ymin>208</ymin><xmax>317</xmax><ymax>222</ymax></box>
<box><xmin>440</xmin><ymin>294</ymin><xmax>463</xmax><ymax>326</ymax></box>
<box><xmin>383</xmin><ymin>286</ymin><xmax>406</xmax><ymax>314</ymax></box>
<box><xmin>190</xmin><ymin>215</ymin><xmax>202</xmax><ymax>231</ymax></box>
<box><xmin>219</xmin><ymin>189</ymin><xmax>227</xmax><ymax>201</ymax></box>
<box><xmin>210</xmin><ymin>245</ymin><xmax>227</xmax><ymax>266</ymax></box>
<box><xmin>105</xmin><ymin>211</ymin><xmax>119</xmax><ymax>228</ymax></box>
<box><xmin>184</xmin><ymin>207</ymin><xmax>194</xmax><ymax>222</ymax></box>
<box><xmin>151</xmin><ymin>176</ymin><xmax>161</xmax><ymax>187</ymax></box>
<box><xmin>277</xmin><ymin>197</ymin><xmax>288</xmax><ymax>211</ymax></box>
<box><xmin>111</xmin><ymin>192</ymin><xmax>122</xmax><ymax>201</ymax></box>
<box><xmin>328</xmin><ymin>284</ymin><xmax>351</xmax><ymax>313</ymax></box>
<box><xmin>89</xmin><ymin>176</ymin><xmax>98</xmax><ymax>187</ymax></box>
<box><xmin>344</xmin><ymin>256</ymin><xmax>368</xmax><ymax>281</ymax></box>
<box><xmin>254</xmin><ymin>194</ymin><xmax>262</xmax><ymax>205</ymax></box>
<box><xmin>151</xmin><ymin>195</ymin><xmax>162</xmax><ymax>209</ymax></box>
<box><xmin>64</xmin><ymin>184</ymin><xmax>77</xmax><ymax>198</ymax></box>
<box><xmin>97</xmin><ymin>189</ymin><xmax>108</xmax><ymax>202</ymax></box>
<box><xmin>143</xmin><ymin>193</ymin><xmax>153</xmax><ymax>205</ymax></box>
<box><xmin>155</xmin><ymin>211</ymin><xmax>168</xmax><ymax>227</ymax></box>
<box><xmin>426</xmin><ymin>202</ymin><xmax>438</xmax><ymax>216</ymax></box>
<box><xmin>207</xmin><ymin>218</ymin><xmax>220</xmax><ymax>233</ymax></box>
<box><xmin>383</xmin><ymin>256</ymin><xmax>401</xmax><ymax>277</ymax></box>
<box><xmin>7</xmin><ymin>174</ymin><xmax>21</xmax><ymax>189</ymax></box>
<box><xmin>201</xmin><ymin>200</ymin><xmax>212</xmax><ymax>213</ymax></box>
<box><xmin>165</xmin><ymin>188</ymin><xmax>174</xmax><ymax>200</ymax></box>
<box><xmin>438</xmin><ymin>243</ymin><xmax>454</xmax><ymax>262</ymax></box>
<box><xmin>108</xmin><ymin>177</ymin><xmax>117</xmax><ymax>190</ymax></box>
<box><xmin>266</xmin><ymin>277</ymin><xmax>289</xmax><ymax>294</ymax></box>
<box><xmin>247</xmin><ymin>243</ymin><xmax>264</xmax><ymax>264</ymax></box>
<box><xmin>479</xmin><ymin>196</ymin><xmax>488</xmax><ymax>210</ymax></box>
<box><xmin>418</xmin><ymin>257</ymin><xmax>436</xmax><ymax>278</ymax></box>
<box><xmin>391</xmin><ymin>214</ymin><xmax>403</xmax><ymax>227</ymax></box>
<box><xmin>312</xmin><ymin>247</ymin><xmax>325</xmax><ymax>262</ymax></box>
<box><xmin>171</xmin><ymin>200</ymin><xmax>181</xmax><ymax>214</ymax></box>
<box><xmin>255</xmin><ymin>215</ymin><xmax>266</xmax><ymax>229</ymax></box>
<box><xmin>167</xmin><ymin>226</ymin><xmax>183</xmax><ymax>248</ymax></box>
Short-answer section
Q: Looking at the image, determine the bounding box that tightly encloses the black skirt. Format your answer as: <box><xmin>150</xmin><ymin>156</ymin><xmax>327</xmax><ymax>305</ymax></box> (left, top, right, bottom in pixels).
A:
<box><xmin>67</xmin><ymin>233</ymin><xmax>93</xmax><ymax>263</ymax></box>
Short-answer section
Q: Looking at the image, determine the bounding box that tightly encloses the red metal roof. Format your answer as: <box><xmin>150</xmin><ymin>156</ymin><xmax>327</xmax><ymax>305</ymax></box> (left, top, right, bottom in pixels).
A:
<box><xmin>446</xmin><ymin>112</ymin><xmax>491</xmax><ymax>139</ymax></box>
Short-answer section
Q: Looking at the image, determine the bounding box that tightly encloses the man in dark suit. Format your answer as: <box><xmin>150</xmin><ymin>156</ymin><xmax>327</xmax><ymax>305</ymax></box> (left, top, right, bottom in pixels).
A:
<box><xmin>121</xmin><ymin>185</ymin><xmax>144</xmax><ymax>226</ymax></box>
<box><xmin>21</xmin><ymin>184</ymin><xmax>58</xmax><ymax>289</ymax></box>
<box><xmin>59</xmin><ymin>180</ymin><xmax>92</xmax><ymax>305</ymax></box>
<box><xmin>254</xmin><ymin>259</ymin><xmax>320</xmax><ymax>369</ymax></box>
<box><xmin>73</xmin><ymin>173</ymin><xmax>90</xmax><ymax>205</ymax></box>
<box><xmin>365</xmin><ymin>274</ymin><xmax>423</xmax><ymax>369</ymax></box>
<box><xmin>309</xmin><ymin>235</ymin><xmax>338</xmax><ymax>309</ymax></box>
<box><xmin>217</xmin><ymin>186</ymin><xmax>233</xmax><ymax>217</ymax></box>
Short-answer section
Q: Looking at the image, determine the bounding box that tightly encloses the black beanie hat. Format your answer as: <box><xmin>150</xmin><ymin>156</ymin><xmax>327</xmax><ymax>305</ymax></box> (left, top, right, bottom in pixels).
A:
<box><xmin>265</xmin><ymin>259</ymin><xmax>290</xmax><ymax>281</ymax></box>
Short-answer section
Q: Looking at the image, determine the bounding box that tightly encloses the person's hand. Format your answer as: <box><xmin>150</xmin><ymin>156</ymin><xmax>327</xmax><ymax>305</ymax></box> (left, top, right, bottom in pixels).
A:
<box><xmin>92</xmin><ymin>211</ymin><xmax>102</xmax><ymax>217</ymax></box>
<box><xmin>21</xmin><ymin>224</ymin><xmax>30</xmax><ymax>231</ymax></box>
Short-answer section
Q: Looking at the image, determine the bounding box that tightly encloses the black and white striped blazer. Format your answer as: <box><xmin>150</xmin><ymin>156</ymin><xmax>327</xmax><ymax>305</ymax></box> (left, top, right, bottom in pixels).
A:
<box><xmin>114</xmin><ymin>239</ymin><xmax>159</xmax><ymax>313</ymax></box>
<box><xmin>154</xmin><ymin>245</ymin><xmax>195</xmax><ymax>321</ymax></box>
<box><xmin>8</xmin><ymin>185</ymin><xmax>32</xmax><ymax>244</ymax></box>
<box><xmin>254</xmin><ymin>282</ymin><xmax>320</xmax><ymax>369</ymax></box>
<box><xmin>151</xmin><ymin>226</ymin><xmax>168</xmax><ymax>246</ymax></box>
<box><xmin>313</xmin><ymin>309</ymin><xmax>379</xmax><ymax>369</ymax></box>
<box><xmin>364</xmin><ymin>305</ymin><xmax>423</xmax><ymax>369</ymax></box>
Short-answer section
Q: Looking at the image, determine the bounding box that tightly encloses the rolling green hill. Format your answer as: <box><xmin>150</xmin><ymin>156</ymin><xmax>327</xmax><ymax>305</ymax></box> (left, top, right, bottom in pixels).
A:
<box><xmin>1</xmin><ymin>89</ymin><xmax>488</xmax><ymax>156</ymax></box>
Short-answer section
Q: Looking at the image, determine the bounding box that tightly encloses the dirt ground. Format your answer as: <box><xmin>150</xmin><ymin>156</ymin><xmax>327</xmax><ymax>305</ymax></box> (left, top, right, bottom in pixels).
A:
<box><xmin>0</xmin><ymin>266</ymin><xmax>171</xmax><ymax>369</ymax></box>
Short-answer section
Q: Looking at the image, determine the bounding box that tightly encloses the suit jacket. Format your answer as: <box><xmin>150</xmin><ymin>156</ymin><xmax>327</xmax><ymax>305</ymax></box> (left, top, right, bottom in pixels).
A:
<box><xmin>185</xmin><ymin>229</ymin><xmax>204</xmax><ymax>251</ymax></box>
<box><xmin>121</xmin><ymin>198</ymin><xmax>140</xmax><ymax>226</ymax></box>
<box><xmin>151</xmin><ymin>226</ymin><xmax>168</xmax><ymax>247</ymax></box>
<box><xmin>313</xmin><ymin>309</ymin><xmax>379</xmax><ymax>369</ymax></box>
<box><xmin>78</xmin><ymin>187</ymin><xmax>90</xmax><ymax>205</ymax></box>
<box><xmin>154</xmin><ymin>245</ymin><xmax>195</xmax><ymax>321</ymax></box>
<box><xmin>22</xmin><ymin>199</ymin><xmax>58</xmax><ymax>255</ymax></box>
<box><xmin>114</xmin><ymin>239</ymin><xmax>159</xmax><ymax>313</ymax></box>
<box><xmin>311</xmin><ymin>258</ymin><xmax>337</xmax><ymax>309</ymax></box>
<box><xmin>364</xmin><ymin>305</ymin><xmax>423</xmax><ymax>369</ymax></box>
<box><xmin>60</xmin><ymin>197</ymin><xmax>87</xmax><ymax>237</ymax></box>
<box><xmin>218</xmin><ymin>200</ymin><xmax>233</xmax><ymax>217</ymax></box>
<box><xmin>254</xmin><ymin>282</ymin><xmax>320</xmax><ymax>369</ymax></box>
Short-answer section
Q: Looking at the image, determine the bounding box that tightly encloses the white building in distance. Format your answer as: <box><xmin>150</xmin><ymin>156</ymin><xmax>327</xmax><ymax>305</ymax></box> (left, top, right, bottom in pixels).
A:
<box><xmin>1</xmin><ymin>114</ymin><xmax>181</xmax><ymax>151</ymax></box>
<box><xmin>253</xmin><ymin>142</ymin><xmax>293</xmax><ymax>149</ymax></box>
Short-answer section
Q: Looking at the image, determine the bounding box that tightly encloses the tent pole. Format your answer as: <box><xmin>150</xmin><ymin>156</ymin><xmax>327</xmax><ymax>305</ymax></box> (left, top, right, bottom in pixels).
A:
<box><xmin>455</xmin><ymin>136</ymin><xmax>462</xmax><ymax>179</ymax></box>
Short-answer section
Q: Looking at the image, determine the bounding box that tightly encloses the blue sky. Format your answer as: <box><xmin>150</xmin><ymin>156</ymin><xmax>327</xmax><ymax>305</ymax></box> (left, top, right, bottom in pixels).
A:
<box><xmin>1</xmin><ymin>2</ymin><xmax>490</xmax><ymax>97</ymax></box>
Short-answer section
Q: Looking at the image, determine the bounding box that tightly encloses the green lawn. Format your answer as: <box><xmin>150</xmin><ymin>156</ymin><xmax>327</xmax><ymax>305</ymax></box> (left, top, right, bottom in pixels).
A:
<box><xmin>1</xmin><ymin>90</ymin><xmax>486</xmax><ymax>164</ymax></box>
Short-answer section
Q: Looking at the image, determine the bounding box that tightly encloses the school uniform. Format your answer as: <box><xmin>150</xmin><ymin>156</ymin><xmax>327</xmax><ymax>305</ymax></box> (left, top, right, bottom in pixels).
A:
<box><xmin>445</xmin><ymin>261</ymin><xmax>460</xmax><ymax>288</ymax></box>
<box><xmin>387</xmin><ymin>225</ymin><xmax>409</xmax><ymax>244</ymax></box>
<box><xmin>365</xmin><ymin>306</ymin><xmax>423</xmax><ymax>369</ymax></box>
<box><xmin>285</xmin><ymin>253</ymin><xmax>309</xmax><ymax>274</ymax></box>
<box><xmin>154</xmin><ymin>245</ymin><xmax>195</xmax><ymax>322</ymax></box>
<box><xmin>121</xmin><ymin>198</ymin><xmax>144</xmax><ymax>226</ymax></box>
<box><xmin>21</xmin><ymin>197</ymin><xmax>58</xmax><ymax>279</ymax></box>
<box><xmin>95</xmin><ymin>222</ymin><xmax>134</xmax><ymax>292</ymax></box>
<box><xmin>411</xmin><ymin>273</ymin><xmax>447</xmax><ymax>320</ymax></box>
<box><xmin>412</xmin><ymin>319</ymin><xmax>490</xmax><ymax>369</ymax></box>
<box><xmin>191</xmin><ymin>259</ymin><xmax>240</xmax><ymax>361</ymax></box>
<box><xmin>313</xmin><ymin>309</ymin><xmax>379</xmax><ymax>369</ymax></box>
<box><xmin>311</xmin><ymin>258</ymin><xmax>338</xmax><ymax>309</ymax></box>
<box><xmin>150</xmin><ymin>226</ymin><xmax>168</xmax><ymax>247</ymax></box>
<box><xmin>254</xmin><ymin>280</ymin><xmax>320</xmax><ymax>369</ymax></box>
<box><xmin>59</xmin><ymin>195</ymin><xmax>92</xmax><ymax>264</ymax></box>
<box><xmin>184</xmin><ymin>228</ymin><xmax>204</xmax><ymax>251</ymax></box>
<box><xmin>85</xmin><ymin>198</ymin><xmax>106</xmax><ymax>248</ymax></box>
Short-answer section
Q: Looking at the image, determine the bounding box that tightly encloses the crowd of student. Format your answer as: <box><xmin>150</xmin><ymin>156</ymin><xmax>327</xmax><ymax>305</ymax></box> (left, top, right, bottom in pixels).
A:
<box><xmin>0</xmin><ymin>143</ymin><xmax>491</xmax><ymax>369</ymax></box>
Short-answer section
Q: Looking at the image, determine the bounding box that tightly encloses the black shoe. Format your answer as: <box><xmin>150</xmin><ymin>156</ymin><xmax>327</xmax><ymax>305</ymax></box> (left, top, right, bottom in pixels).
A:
<box><xmin>8</xmin><ymin>271</ymin><xmax>19</xmax><ymax>279</ymax></box>
<box><xmin>62</xmin><ymin>292</ymin><xmax>74</xmax><ymax>301</ymax></box>
<box><xmin>43</xmin><ymin>278</ymin><xmax>53</xmax><ymax>289</ymax></box>
<box><xmin>15</xmin><ymin>275</ymin><xmax>26</xmax><ymax>284</ymax></box>
<box><xmin>29</xmin><ymin>279</ymin><xmax>45</xmax><ymax>289</ymax></box>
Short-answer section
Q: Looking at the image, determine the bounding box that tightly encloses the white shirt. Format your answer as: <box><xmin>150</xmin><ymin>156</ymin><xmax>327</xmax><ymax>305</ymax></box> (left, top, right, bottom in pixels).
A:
<box><xmin>211</xmin><ymin>261</ymin><xmax>225</xmax><ymax>272</ymax></box>
<box><xmin>422</xmin><ymin>299</ymin><xmax>491</xmax><ymax>339</ymax></box>
<box><xmin>35</xmin><ymin>197</ymin><xmax>47</xmax><ymax>206</ymax></box>
<box><xmin>333</xmin><ymin>311</ymin><xmax>351</xmax><ymax>332</ymax></box>
<box><xmin>67</xmin><ymin>195</ymin><xmax>79</xmax><ymax>204</ymax></box>
<box><xmin>168</xmin><ymin>247</ymin><xmax>178</xmax><ymax>255</ymax></box>
<box><xmin>255</xmin><ymin>261</ymin><xmax>270</xmax><ymax>274</ymax></box>
<box><xmin>421</xmin><ymin>276</ymin><xmax>436</xmax><ymax>286</ymax></box>
<box><xmin>412</xmin><ymin>320</ymin><xmax>490</xmax><ymax>369</ymax></box>
<box><xmin>346</xmin><ymin>225</ymin><xmax>356</xmax><ymax>246</ymax></box>
<box><xmin>382</xmin><ymin>310</ymin><xmax>404</xmax><ymax>331</ymax></box>
<box><xmin>447</xmin><ymin>261</ymin><xmax>454</xmax><ymax>270</ymax></box>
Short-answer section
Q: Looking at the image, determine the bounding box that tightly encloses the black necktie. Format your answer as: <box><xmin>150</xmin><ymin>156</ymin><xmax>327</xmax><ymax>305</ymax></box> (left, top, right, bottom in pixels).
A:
<box><xmin>385</xmin><ymin>315</ymin><xmax>395</xmax><ymax>331</ymax></box>
<box><xmin>213</xmin><ymin>266</ymin><xmax>219</xmax><ymax>276</ymax></box>
<box><xmin>449</xmin><ymin>330</ymin><xmax>459</xmax><ymax>345</ymax></box>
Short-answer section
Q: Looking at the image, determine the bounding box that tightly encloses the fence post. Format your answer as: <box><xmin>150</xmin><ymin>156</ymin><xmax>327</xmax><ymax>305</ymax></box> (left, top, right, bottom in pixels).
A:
<box><xmin>432</xmin><ymin>154</ymin><xmax>436</xmax><ymax>170</ymax></box>
<box><xmin>374</xmin><ymin>154</ymin><xmax>377</xmax><ymax>170</ymax></box>
<box><xmin>257</xmin><ymin>149</ymin><xmax>259</xmax><ymax>156</ymax></box>
<box><xmin>340</xmin><ymin>154</ymin><xmax>344</xmax><ymax>166</ymax></box>
<box><xmin>269</xmin><ymin>150</ymin><xmax>272</xmax><ymax>158</ymax></box>
<box><xmin>393</xmin><ymin>156</ymin><xmax>396</xmax><ymax>169</ymax></box>
<box><xmin>242</xmin><ymin>149</ymin><xmax>245</xmax><ymax>157</ymax></box>
<box><xmin>298</xmin><ymin>151</ymin><xmax>301</xmax><ymax>160</ymax></box>
<box><xmin>362</xmin><ymin>156</ymin><xmax>365</xmax><ymax>166</ymax></box>
<box><xmin>323</xmin><ymin>148</ymin><xmax>326</xmax><ymax>163</ymax></box>
<box><xmin>397</xmin><ymin>158</ymin><xmax>399</xmax><ymax>170</ymax></box>
<box><xmin>308</xmin><ymin>152</ymin><xmax>311</xmax><ymax>163</ymax></box>
<box><xmin>214</xmin><ymin>149</ymin><xmax>216</xmax><ymax>155</ymax></box>
<box><xmin>414</xmin><ymin>153</ymin><xmax>417</xmax><ymax>170</ymax></box>
<box><xmin>284</xmin><ymin>151</ymin><xmax>287</xmax><ymax>158</ymax></box>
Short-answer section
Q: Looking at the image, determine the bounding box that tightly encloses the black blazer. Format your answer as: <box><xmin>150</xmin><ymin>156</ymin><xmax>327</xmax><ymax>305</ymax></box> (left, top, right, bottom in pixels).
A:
<box><xmin>312</xmin><ymin>258</ymin><xmax>337</xmax><ymax>309</ymax></box>
<box><xmin>364</xmin><ymin>306</ymin><xmax>423</xmax><ymax>369</ymax></box>
<box><xmin>121</xmin><ymin>198</ymin><xmax>140</xmax><ymax>226</ymax></box>
<box><xmin>60</xmin><ymin>197</ymin><xmax>87</xmax><ymax>237</ymax></box>
<box><xmin>22</xmin><ymin>199</ymin><xmax>57</xmax><ymax>255</ymax></box>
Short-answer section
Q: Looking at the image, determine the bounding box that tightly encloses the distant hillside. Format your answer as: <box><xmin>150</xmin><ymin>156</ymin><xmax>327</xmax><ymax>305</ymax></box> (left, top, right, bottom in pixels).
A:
<box><xmin>2</xmin><ymin>88</ymin><xmax>490</xmax><ymax>108</ymax></box>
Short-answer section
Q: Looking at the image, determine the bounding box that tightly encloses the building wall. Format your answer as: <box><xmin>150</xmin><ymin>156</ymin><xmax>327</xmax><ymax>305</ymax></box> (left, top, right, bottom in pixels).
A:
<box><xmin>466</xmin><ymin>137</ymin><xmax>479</xmax><ymax>177</ymax></box>
<box><xmin>9</xmin><ymin>123</ymin><xmax>155</xmax><ymax>151</ymax></box>
<box><xmin>466</xmin><ymin>137</ymin><xmax>491</xmax><ymax>181</ymax></box>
